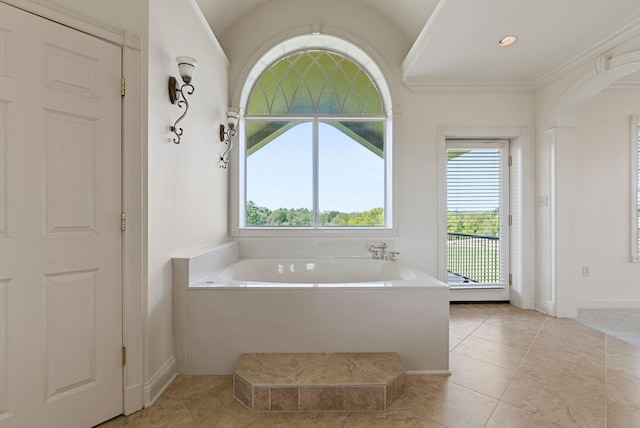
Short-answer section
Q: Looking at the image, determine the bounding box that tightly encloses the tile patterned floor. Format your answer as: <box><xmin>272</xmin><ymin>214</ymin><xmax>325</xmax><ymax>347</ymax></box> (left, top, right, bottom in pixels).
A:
<box><xmin>577</xmin><ymin>308</ymin><xmax>640</xmax><ymax>346</ymax></box>
<box><xmin>98</xmin><ymin>303</ymin><xmax>640</xmax><ymax>427</ymax></box>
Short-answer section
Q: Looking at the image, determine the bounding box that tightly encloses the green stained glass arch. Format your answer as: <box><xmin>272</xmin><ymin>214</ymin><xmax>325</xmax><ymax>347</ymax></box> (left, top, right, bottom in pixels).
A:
<box><xmin>246</xmin><ymin>50</ymin><xmax>385</xmax><ymax>157</ymax></box>
<box><xmin>247</xmin><ymin>51</ymin><xmax>383</xmax><ymax>115</ymax></box>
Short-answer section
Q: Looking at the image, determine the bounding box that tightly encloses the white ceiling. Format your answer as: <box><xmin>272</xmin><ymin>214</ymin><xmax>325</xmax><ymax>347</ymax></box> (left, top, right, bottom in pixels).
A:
<box><xmin>195</xmin><ymin>0</ymin><xmax>640</xmax><ymax>90</ymax></box>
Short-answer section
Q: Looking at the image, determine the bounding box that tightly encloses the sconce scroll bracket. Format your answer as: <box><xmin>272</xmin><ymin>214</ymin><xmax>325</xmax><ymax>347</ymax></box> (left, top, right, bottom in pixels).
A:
<box><xmin>219</xmin><ymin>124</ymin><xmax>226</xmax><ymax>142</ymax></box>
<box><xmin>168</xmin><ymin>76</ymin><xmax>180</xmax><ymax>105</ymax></box>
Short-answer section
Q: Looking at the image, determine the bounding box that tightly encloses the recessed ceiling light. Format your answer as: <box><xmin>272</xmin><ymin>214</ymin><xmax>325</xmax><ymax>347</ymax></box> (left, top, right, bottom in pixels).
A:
<box><xmin>498</xmin><ymin>35</ymin><xmax>518</xmax><ymax>47</ymax></box>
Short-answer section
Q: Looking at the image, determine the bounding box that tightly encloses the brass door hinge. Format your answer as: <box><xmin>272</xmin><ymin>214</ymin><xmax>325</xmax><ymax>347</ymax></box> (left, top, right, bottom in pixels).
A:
<box><xmin>122</xmin><ymin>347</ymin><xmax>126</xmax><ymax>366</ymax></box>
<box><xmin>508</xmin><ymin>274</ymin><xmax>513</xmax><ymax>286</ymax></box>
<box><xmin>121</xmin><ymin>78</ymin><xmax>125</xmax><ymax>96</ymax></box>
<box><xmin>121</xmin><ymin>212</ymin><xmax>126</xmax><ymax>231</ymax></box>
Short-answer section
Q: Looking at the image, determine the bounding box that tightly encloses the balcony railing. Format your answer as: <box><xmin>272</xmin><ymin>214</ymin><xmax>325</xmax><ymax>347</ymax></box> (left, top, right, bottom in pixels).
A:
<box><xmin>447</xmin><ymin>232</ymin><xmax>500</xmax><ymax>284</ymax></box>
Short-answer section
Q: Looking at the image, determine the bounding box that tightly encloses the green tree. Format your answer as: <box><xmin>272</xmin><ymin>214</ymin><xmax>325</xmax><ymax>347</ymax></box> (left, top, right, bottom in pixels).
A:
<box><xmin>246</xmin><ymin>200</ymin><xmax>270</xmax><ymax>226</ymax></box>
<box><xmin>447</xmin><ymin>210</ymin><xmax>499</xmax><ymax>236</ymax></box>
<box><xmin>246</xmin><ymin>202</ymin><xmax>384</xmax><ymax>227</ymax></box>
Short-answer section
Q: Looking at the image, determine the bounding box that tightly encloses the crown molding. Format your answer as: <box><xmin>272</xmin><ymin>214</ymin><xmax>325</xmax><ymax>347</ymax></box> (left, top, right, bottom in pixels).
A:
<box><xmin>401</xmin><ymin>0</ymin><xmax>458</xmax><ymax>76</ymax></box>
<box><xmin>402</xmin><ymin>76</ymin><xmax>534</xmax><ymax>93</ymax></box>
<box><xmin>533</xmin><ymin>9</ymin><xmax>640</xmax><ymax>89</ymax></box>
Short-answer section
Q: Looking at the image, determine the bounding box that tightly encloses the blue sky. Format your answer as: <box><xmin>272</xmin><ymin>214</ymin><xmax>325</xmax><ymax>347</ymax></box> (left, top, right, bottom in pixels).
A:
<box><xmin>246</xmin><ymin>122</ymin><xmax>384</xmax><ymax>212</ymax></box>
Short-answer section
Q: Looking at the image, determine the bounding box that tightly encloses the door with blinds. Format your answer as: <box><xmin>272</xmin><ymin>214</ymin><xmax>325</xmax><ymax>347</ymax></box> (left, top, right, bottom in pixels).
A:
<box><xmin>446</xmin><ymin>140</ymin><xmax>510</xmax><ymax>301</ymax></box>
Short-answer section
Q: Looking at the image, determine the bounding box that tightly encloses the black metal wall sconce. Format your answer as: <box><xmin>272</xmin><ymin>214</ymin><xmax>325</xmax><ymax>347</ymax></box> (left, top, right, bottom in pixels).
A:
<box><xmin>219</xmin><ymin>110</ymin><xmax>239</xmax><ymax>168</ymax></box>
<box><xmin>168</xmin><ymin>56</ymin><xmax>197</xmax><ymax>144</ymax></box>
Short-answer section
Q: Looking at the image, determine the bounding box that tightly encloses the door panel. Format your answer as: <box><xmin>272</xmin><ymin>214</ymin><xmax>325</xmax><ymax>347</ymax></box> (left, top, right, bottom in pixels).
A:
<box><xmin>0</xmin><ymin>3</ymin><xmax>122</xmax><ymax>427</ymax></box>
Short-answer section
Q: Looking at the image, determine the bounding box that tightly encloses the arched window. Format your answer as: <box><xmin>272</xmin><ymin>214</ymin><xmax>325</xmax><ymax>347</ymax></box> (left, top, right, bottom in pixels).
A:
<box><xmin>238</xmin><ymin>49</ymin><xmax>392</xmax><ymax>230</ymax></box>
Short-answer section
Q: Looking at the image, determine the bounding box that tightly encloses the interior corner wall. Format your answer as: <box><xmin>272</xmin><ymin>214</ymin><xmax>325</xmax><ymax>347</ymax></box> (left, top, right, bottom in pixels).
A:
<box><xmin>574</xmin><ymin>89</ymin><xmax>640</xmax><ymax>308</ymax></box>
<box><xmin>147</xmin><ymin>0</ymin><xmax>229</xmax><ymax>394</ymax></box>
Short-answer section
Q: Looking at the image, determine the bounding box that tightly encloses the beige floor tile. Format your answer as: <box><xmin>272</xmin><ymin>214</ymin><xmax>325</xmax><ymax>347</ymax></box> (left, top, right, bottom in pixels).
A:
<box><xmin>449</xmin><ymin>303</ymin><xmax>499</xmax><ymax>321</ymax></box>
<box><xmin>342</xmin><ymin>410</ymin><xmax>445</xmax><ymax>427</ymax></box>
<box><xmin>607</xmin><ymin>400</ymin><xmax>640</xmax><ymax>428</ymax></box>
<box><xmin>518</xmin><ymin>351</ymin><xmax>605</xmax><ymax>395</ymax></box>
<box><xmin>607</xmin><ymin>369</ymin><xmax>640</xmax><ymax>410</ymax></box>
<box><xmin>541</xmin><ymin>316</ymin><xmax>606</xmax><ymax>340</ymax></box>
<box><xmin>494</xmin><ymin>305</ymin><xmax>547</xmax><ymax>318</ymax></box>
<box><xmin>177</xmin><ymin>378</ymin><xmax>259</xmax><ymax>425</ymax></box>
<box><xmin>484</xmin><ymin>312</ymin><xmax>546</xmax><ymax>331</ymax></box>
<box><xmin>607</xmin><ymin>336</ymin><xmax>640</xmax><ymax>380</ymax></box>
<box><xmin>449</xmin><ymin>328</ymin><xmax>467</xmax><ymax>351</ymax></box>
<box><xmin>501</xmin><ymin>373</ymin><xmax>606</xmax><ymax>428</ymax></box>
<box><xmin>447</xmin><ymin>353</ymin><xmax>515</xmax><ymax>399</ymax></box>
<box><xmin>240</xmin><ymin>411</ymin><xmax>351</xmax><ymax>427</ymax></box>
<box><xmin>399</xmin><ymin>375</ymin><xmax>498</xmax><ymax>428</ymax></box>
<box><xmin>485</xmin><ymin>401</ymin><xmax>568</xmax><ymax>428</ymax></box>
<box><xmin>451</xmin><ymin>335</ymin><xmax>528</xmax><ymax>370</ymax></box>
<box><xmin>98</xmin><ymin>396</ymin><xmax>201</xmax><ymax>428</ymax></box>
<box><xmin>528</xmin><ymin>329</ymin><xmax>605</xmax><ymax>372</ymax></box>
<box><xmin>470</xmin><ymin>321</ymin><xmax>539</xmax><ymax>350</ymax></box>
<box><xmin>163</xmin><ymin>375</ymin><xmax>229</xmax><ymax>400</ymax></box>
<box><xmin>449</xmin><ymin>317</ymin><xmax>483</xmax><ymax>336</ymax></box>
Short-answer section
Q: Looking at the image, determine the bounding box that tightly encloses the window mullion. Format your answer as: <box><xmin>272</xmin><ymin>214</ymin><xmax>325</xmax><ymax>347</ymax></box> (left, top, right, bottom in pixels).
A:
<box><xmin>313</xmin><ymin>118</ymin><xmax>319</xmax><ymax>228</ymax></box>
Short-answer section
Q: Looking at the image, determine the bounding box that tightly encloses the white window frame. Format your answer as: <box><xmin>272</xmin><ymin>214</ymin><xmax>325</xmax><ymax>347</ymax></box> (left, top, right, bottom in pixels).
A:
<box><xmin>230</xmin><ymin>40</ymin><xmax>395</xmax><ymax>238</ymax></box>
<box><xmin>233</xmin><ymin>114</ymin><xmax>394</xmax><ymax>237</ymax></box>
<box><xmin>631</xmin><ymin>115</ymin><xmax>640</xmax><ymax>263</ymax></box>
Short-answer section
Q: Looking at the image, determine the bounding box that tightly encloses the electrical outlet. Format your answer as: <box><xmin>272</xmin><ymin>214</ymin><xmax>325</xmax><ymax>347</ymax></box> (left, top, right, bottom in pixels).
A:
<box><xmin>582</xmin><ymin>266</ymin><xmax>590</xmax><ymax>277</ymax></box>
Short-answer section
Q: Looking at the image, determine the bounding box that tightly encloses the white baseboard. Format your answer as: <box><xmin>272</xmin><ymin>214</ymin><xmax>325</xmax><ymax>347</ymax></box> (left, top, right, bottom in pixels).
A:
<box><xmin>577</xmin><ymin>297</ymin><xmax>640</xmax><ymax>309</ymax></box>
<box><xmin>143</xmin><ymin>357</ymin><xmax>177</xmax><ymax>407</ymax></box>
<box><xmin>534</xmin><ymin>298</ymin><xmax>554</xmax><ymax>315</ymax></box>
<box><xmin>124</xmin><ymin>383</ymin><xmax>143</xmax><ymax>415</ymax></box>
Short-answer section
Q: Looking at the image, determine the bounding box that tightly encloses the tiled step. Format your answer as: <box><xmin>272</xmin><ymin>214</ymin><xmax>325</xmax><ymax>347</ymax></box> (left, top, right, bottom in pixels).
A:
<box><xmin>232</xmin><ymin>352</ymin><xmax>406</xmax><ymax>412</ymax></box>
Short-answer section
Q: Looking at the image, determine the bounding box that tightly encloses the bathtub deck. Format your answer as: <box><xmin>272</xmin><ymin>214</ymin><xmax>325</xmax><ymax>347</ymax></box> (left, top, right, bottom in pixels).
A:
<box><xmin>232</xmin><ymin>352</ymin><xmax>406</xmax><ymax>411</ymax></box>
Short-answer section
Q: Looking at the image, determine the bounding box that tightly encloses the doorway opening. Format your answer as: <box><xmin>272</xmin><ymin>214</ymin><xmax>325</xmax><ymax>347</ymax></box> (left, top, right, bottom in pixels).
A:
<box><xmin>446</xmin><ymin>140</ymin><xmax>510</xmax><ymax>301</ymax></box>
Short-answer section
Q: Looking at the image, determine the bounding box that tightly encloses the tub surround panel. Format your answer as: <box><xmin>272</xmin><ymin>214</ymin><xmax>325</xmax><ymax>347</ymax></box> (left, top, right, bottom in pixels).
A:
<box><xmin>172</xmin><ymin>242</ymin><xmax>449</xmax><ymax>374</ymax></box>
<box><xmin>172</xmin><ymin>242</ymin><xmax>239</xmax><ymax>373</ymax></box>
<box><xmin>172</xmin><ymin>241</ymin><xmax>239</xmax><ymax>284</ymax></box>
<box><xmin>185</xmin><ymin>287</ymin><xmax>449</xmax><ymax>373</ymax></box>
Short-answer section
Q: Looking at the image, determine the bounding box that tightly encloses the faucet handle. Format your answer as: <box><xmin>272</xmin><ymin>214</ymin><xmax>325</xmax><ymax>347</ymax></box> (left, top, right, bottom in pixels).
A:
<box><xmin>389</xmin><ymin>251</ymin><xmax>400</xmax><ymax>261</ymax></box>
<box><xmin>368</xmin><ymin>246</ymin><xmax>380</xmax><ymax>259</ymax></box>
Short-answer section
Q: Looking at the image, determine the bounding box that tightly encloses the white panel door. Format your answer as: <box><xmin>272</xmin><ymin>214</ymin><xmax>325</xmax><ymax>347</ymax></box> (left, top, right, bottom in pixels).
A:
<box><xmin>0</xmin><ymin>3</ymin><xmax>122</xmax><ymax>427</ymax></box>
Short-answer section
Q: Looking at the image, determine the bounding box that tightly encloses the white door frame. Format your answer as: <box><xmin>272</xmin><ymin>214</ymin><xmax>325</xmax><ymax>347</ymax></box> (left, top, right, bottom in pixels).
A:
<box><xmin>437</xmin><ymin>126</ymin><xmax>534</xmax><ymax>309</ymax></box>
<box><xmin>0</xmin><ymin>0</ymin><xmax>145</xmax><ymax>415</ymax></box>
<box><xmin>445</xmin><ymin>139</ymin><xmax>510</xmax><ymax>301</ymax></box>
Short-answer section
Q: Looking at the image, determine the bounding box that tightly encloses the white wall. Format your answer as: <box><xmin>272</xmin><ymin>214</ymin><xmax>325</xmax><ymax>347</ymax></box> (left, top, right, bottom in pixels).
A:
<box><xmin>575</xmin><ymin>89</ymin><xmax>640</xmax><ymax>307</ymax></box>
<box><xmin>398</xmin><ymin>91</ymin><xmax>534</xmax><ymax>276</ymax></box>
<box><xmin>46</xmin><ymin>0</ymin><xmax>148</xmax><ymax>36</ymax></box>
<box><xmin>220</xmin><ymin>1</ymin><xmax>535</xmax><ymax>287</ymax></box>
<box><xmin>534</xmin><ymin>33</ymin><xmax>640</xmax><ymax>315</ymax></box>
<box><xmin>147</xmin><ymin>0</ymin><xmax>229</xmax><ymax>392</ymax></box>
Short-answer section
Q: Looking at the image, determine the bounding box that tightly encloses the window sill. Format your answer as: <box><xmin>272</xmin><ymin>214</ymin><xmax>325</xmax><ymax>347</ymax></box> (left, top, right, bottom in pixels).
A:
<box><xmin>231</xmin><ymin>227</ymin><xmax>397</xmax><ymax>238</ymax></box>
